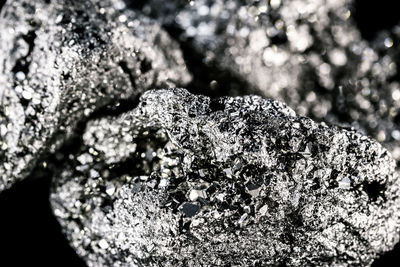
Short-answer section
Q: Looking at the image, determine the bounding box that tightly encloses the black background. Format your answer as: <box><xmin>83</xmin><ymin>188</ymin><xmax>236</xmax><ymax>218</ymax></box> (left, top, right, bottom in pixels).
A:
<box><xmin>0</xmin><ymin>0</ymin><xmax>400</xmax><ymax>266</ymax></box>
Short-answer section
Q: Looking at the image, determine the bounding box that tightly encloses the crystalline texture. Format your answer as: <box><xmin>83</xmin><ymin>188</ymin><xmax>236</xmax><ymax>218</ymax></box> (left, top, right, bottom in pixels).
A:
<box><xmin>136</xmin><ymin>0</ymin><xmax>400</xmax><ymax>164</ymax></box>
<box><xmin>139</xmin><ymin>0</ymin><xmax>360</xmax><ymax>99</ymax></box>
<box><xmin>0</xmin><ymin>0</ymin><xmax>191</xmax><ymax>191</ymax></box>
<box><xmin>51</xmin><ymin>88</ymin><xmax>400</xmax><ymax>266</ymax></box>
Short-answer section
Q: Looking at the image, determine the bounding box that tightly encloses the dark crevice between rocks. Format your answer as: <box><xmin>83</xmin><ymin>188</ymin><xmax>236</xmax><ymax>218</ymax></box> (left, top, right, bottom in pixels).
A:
<box><xmin>0</xmin><ymin>152</ymin><xmax>86</xmax><ymax>266</ymax></box>
<box><xmin>122</xmin><ymin>1</ymin><xmax>260</xmax><ymax>98</ymax></box>
<box><xmin>163</xmin><ymin>23</ymin><xmax>259</xmax><ymax>98</ymax></box>
<box><xmin>0</xmin><ymin>93</ymin><xmax>141</xmax><ymax>194</ymax></box>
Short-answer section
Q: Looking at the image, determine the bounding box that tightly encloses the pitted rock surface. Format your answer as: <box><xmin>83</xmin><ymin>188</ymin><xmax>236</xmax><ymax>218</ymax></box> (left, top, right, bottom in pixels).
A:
<box><xmin>51</xmin><ymin>88</ymin><xmax>400</xmax><ymax>266</ymax></box>
<box><xmin>0</xmin><ymin>0</ymin><xmax>190</xmax><ymax>190</ymax></box>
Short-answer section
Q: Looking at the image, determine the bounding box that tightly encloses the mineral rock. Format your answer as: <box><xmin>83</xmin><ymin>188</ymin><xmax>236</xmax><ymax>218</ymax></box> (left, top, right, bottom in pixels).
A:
<box><xmin>0</xmin><ymin>0</ymin><xmax>190</xmax><ymax>191</ymax></box>
<box><xmin>133</xmin><ymin>0</ymin><xmax>400</xmax><ymax>164</ymax></box>
<box><xmin>138</xmin><ymin>0</ymin><xmax>360</xmax><ymax>99</ymax></box>
<box><xmin>51</xmin><ymin>88</ymin><xmax>400</xmax><ymax>266</ymax></box>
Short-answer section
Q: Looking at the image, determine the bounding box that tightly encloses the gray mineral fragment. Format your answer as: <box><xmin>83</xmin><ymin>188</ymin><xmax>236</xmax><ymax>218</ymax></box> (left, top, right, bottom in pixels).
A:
<box><xmin>137</xmin><ymin>0</ymin><xmax>400</xmax><ymax>164</ymax></box>
<box><xmin>140</xmin><ymin>0</ymin><xmax>361</xmax><ymax>99</ymax></box>
<box><xmin>0</xmin><ymin>0</ymin><xmax>190</xmax><ymax>191</ymax></box>
<box><xmin>51</xmin><ymin>88</ymin><xmax>400</xmax><ymax>266</ymax></box>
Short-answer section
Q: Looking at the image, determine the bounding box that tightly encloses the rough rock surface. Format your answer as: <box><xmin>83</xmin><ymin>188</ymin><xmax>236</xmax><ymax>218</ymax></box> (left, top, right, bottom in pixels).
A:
<box><xmin>138</xmin><ymin>0</ymin><xmax>361</xmax><ymax>99</ymax></box>
<box><xmin>51</xmin><ymin>88</ymin><xmax>400</xmax><ymax>266</ymax></box>
<box><xmin>0</xmin><ymin>0</ymin><xmax>190</xmax><ymax>191</ymax></box>
<box><xmin>133</xmin><ymin>0</ymin><xmax>400</xmax><ymax>164</ymax></box>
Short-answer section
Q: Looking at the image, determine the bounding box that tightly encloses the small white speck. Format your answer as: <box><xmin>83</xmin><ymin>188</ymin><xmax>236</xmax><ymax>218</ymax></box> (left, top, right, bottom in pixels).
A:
<box><xmin>328</xmin><ymin>49</ymin><xmax>347</xmax><ymax>66</ymax></box>
<box><xmin>22</xmin><ymin>90</ymin><xmax>32</xmax><ymax>100</ymax></box>
<box><xmin>16</xmin><ymin>71</ymin><xmax>26</xmax><ymax>81</ymax></box>
<box><xmin>159</xmin><ymin>179</ymin><xmax>169</xmax><ymax>187</ymax></box>
<box><xmin>384</xmin><ymin>37</ymin><xmax>393</xmax><ymax>48</ymax></box>
<box><xmin>259</xmin><ymin>205</ymin><xmax>268</xmax><ymax>216</ymax></box>
<box><xmin>270</xmin><ymin>0</ymin><xmax>281</xmax><ymax>9</ymax></box>
<box><xmin>392</xmin><ymin>89</ymin><xmax>400</xmax><ymax>101</ymax></box>
<box><xmin>198</xmin><ymin>5</ymin><xmax>210</xmax><ymax>16</ymax></box>
<box><xmin>392</xmin><ymin>130</ymin><xmax>400</xmax><ymax>141</ymax></box>
<box><xmin>1</xmin><ymin>142</ymin><xmax>8</xmax><ymax>150</ymax></box>
<box><xmin>238</xmin><ymin>213</ymin><xmax>248</xmax><ymax>224</ymax></box>
<box><xmin>55</xmin><ymin>14</ymin><xmax>63</xmax><ymax>23</ymax></box>
<box><xmin>338</xmin><ymin>177</ymin><xmax>351</xmax><ymax>189</ymax></box>
<box><xmin>106</xmin><ymin>183</ymin><xmax>115</xmax><ymax>196</ymax></box>
<box><xmin>118</xmin><ymin>15</ymin><xmax>127</xmax><ymax>23</ymax></box>
<box><xmin>98</xmin><ymin>239</ymin><xmax>109</xmax><ymax>249</ymax></box>
<box><xmin>189</xmin><ymin>189</ymin><xmax>207</xmax><ymax>201</ymax></box>
<box><xmin>263</xmin><ymin>47</ymin><xmax>288</xmax><ymax>66</ymax></box>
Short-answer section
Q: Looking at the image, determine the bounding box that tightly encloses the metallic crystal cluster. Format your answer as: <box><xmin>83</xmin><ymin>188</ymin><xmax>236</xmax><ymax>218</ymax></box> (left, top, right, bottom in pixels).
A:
<box><xmin>138</xmin><ymin>0</ymin><xmax>400</xmax><ymax>163</ymax></box>
<box><xmin>51</xmin><ymin>88</ymin><xmax>400</xmax><ymax>266</ymax></box>
<box><xmin>1</xmin><ymin>0</ymin><xmax>400</xmax><ymax>266</ymax></box>
<box><xmin>0</xmin><ymin>0</ymin><xmax>190</xmax><ymax>191</ymax></box>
